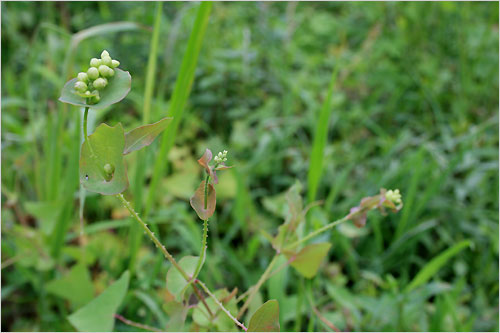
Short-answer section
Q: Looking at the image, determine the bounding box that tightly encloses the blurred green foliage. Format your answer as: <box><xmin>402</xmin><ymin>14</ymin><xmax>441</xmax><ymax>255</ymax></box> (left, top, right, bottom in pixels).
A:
<box><xmin>1</xmin><ymin>1</ymin><xmax>498</xmax><ymax>332</ymax></box>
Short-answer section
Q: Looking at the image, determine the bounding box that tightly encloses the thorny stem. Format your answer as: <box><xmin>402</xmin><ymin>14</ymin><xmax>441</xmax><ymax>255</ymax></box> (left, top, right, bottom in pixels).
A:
<box><xmin>192</xmin><ymin>218</ymin><xmax>209</xmax><ymax>282</ymax></box>
<box><xmin>116</xmin><ymin>193</ymin><xmax>214</xmax><ymax>318</ymax></box>
<box><xmin>114</xmin><ymin>314</ymin><xmax>162</xmax><ymax>332</ymax></box>
<box><xmin>237</xmin><ymin>254</ymin><xmax>279</xmax><ymax>319</ymax></box>
<box><xmin>196</xmin><ymin>279</ymin><xmax>248</xmax><ymax>332</ymax></box>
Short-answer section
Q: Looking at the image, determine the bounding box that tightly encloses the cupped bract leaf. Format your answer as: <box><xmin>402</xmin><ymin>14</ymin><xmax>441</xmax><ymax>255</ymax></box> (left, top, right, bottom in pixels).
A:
<box><xmin>68</xmin><ymin>271</ymin><xmax>129</xmax><ymax>332</ymax></box>
<box><xmin>248</xmin><ymin>299</ymin><xmax>280</xmax><ymax>332</ymax></box>
<box><xmin>80</xmin><ymin>123</ymin><xmax>128</xmax><ymax>195</ymax></box>
<box><xmin>166</xmin><ymin>256</ymin><xmax>198</xmax><ymax>301</ymax></box>
<box><xmin>59</xmin><ymin>68</ymin><xmax>131</xmax><ymax>110</ymax></box>
<box><xmin>123</xmin><ymin>117</ymin><xmax>172</xmax><ymax>154</ymax></box>
<box><xmin>190</xmin><ymin>180</ymin><xmax>216</xmax><ymax>220</ymax></box>
<box><xmin>286</xmin><ymin>242</ymin><xmax>331</xmax><ymax>278</ymax></box>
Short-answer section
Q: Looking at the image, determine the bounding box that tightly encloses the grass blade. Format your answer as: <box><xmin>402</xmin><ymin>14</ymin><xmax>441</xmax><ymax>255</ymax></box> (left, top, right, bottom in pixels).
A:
<box><xmin>405</xmin><ymin>239</ymin><xmax>473</xmax><ymax>293</ymax></box>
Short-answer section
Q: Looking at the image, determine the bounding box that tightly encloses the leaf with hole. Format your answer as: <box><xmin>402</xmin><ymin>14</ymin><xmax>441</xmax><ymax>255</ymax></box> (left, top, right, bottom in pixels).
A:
<box><xmin>248</xmin><ymin>299</ymin><xmax>280</xmax><ymax>332</ymax></box>
<box><xmin>190</xmin><ymin>180</ymin><xmax>216</xmax><ymax>220</ymax></box>
<box><xmin>80</xmin><ymin>123</ymin><xmax>128</xmax><ymax>195</ymax></box>
<box><xmin>59</xmin><ymin>68</ymin><xmax>131</xmax><ymax>110</ymax></box>
<box><xmin>123</xmin><ymin>117</ymin><xmax>173</xmax><ymax>154</ymax></box>
<box><xmin>166</xmin><ymin>256</ymin><xmax>198</xmax><ymax>301</ymax></box>
<box><xmin>286</xmin><ymin>242</ymin><xmax>331</xmax><ymax>278</ymax></box>
<box><xmin>68</xmin><ymin>271</ymin><xmax>129</xmax><ymax>332</ymax></box>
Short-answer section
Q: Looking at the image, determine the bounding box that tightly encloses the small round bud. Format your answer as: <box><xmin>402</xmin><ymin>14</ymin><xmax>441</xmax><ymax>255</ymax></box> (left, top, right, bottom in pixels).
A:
<box><xmin>101</xmin><ymin>55</ymin><xmax>112</xmax><ymax>67</ymax></box>
<box><xmin>91</xmin><ymin>91</ymin><xmax>100</xmax><ymax>104</ymax></box>
<box><xmin>101</xmin><ymin>50</ymin><xmax>110</xmax><ymax>58</ymax></box>
<box><xmin>107</xmin><ymin>68</ymin><xmax>115</xmax><ymax>77</ymax></box>
<box><xmin>103</xmin><ymin>163</ymin><xmax>115</xmax><ymax>181</ymax></box>
<box><xmin>74</xmin><ymin>81</ymin><xmax>88</xmax><ymax>93</ymax></box>
<box><xmin>111</xmin><ymin>59</ymin><xmax>120</xmax><ymax>68</ymax></box>
<box><xmin>77</xmin><ymin>72</ymin><xmax>89</xmax><ymax>82</ymax></box>
<box><xmin>98</xmin><ymin>65</ymin><xmax>112</xmax><ymax>77</ymax></box>
<box><xmin>90</xmin><ymin>58</ymin><xmax>101</xmax><ymax>68</ymax></box>
<box><xmin>85</xmin><ymin>91</ymin><xmax>92</xmax><ymax>96</ymax></box>
<box><xmin>87</xmin><ymin>67</ymin><xmax>99</xmax><ymax>80</ymax></box>
<box><xmin>93</xmin><ymin>77</ymin><xmax>108</xmax><ymax>90</ymax></box>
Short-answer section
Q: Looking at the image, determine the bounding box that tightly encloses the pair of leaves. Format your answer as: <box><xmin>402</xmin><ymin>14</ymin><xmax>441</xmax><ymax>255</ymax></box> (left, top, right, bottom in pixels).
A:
<box><xmin>59</xmin><ymin>68</ymin><xmax>131</xmax><ymax>110</ymax></box>
<box><xmin>79</xmin><ymin>117</ymin><xmax>172</xmax><ymax>195</ymax></box>
<box><xmin>68</xmin><ymin>271</ymin><xmax>130</xmax><ymax>332</ymax></box>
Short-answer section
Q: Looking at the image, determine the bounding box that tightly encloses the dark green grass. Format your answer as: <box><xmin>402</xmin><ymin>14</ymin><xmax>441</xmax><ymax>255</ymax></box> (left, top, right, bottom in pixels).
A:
<box><xmin>1</xmin><ymin>1</ymin><xmax>498</xmax><ymax>332</ymax></box>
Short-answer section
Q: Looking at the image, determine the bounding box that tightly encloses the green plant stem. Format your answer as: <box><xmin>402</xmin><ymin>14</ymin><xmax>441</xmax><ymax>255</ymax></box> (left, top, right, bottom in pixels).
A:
<box><xmin>237</xmin><ymin>254</ymin><xmax>279</xmax><ymax>319</ymax></box>
<box><xmin>192</xmin><ymin>218</ymin><xmax>209</xmax><ymax>281</ymax></box>
<box><xmin>114</xmin><ymin>314</ymin><xmax>162</xmax><ymax>332</ymax></box>
<box><xmin>83</xmin><ymin>106</ymin><xmax>89</xmax><ymax>139</ymax></box>
<box><xmin>284</xmin><ymin>216</ymin><xmax>349</xmax><ymax>250</ymax></box>
<box><xmin>204</xmin><ymin>174</ymin><xmax>210</xmax><ymax>209</ymax></box>
<box><xmin>196</xmin><ymin>279</ymin><xmax>248</xmax><ymax>332</ymax></box>
<box><xmin>115</xmin><ymin>193</ymin><xmax>214</xmax><ymax>317</ymax></box>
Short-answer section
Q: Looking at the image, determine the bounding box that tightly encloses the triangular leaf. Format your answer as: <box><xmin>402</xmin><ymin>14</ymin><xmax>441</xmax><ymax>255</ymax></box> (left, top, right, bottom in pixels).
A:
<box><xmin>24</xmin><ymin>201</ymin><xmax>62</xmax><ymax>235</ymax></box>
<box><xmin>59</xmin><ymin>69</ymin><xmax>131</xmax><ymax>110</ymax></box>
<box><xmin>80</xmin><ymin>123</ymin><xmax>128</xmax><ymax>195</ymax></box>
<box><xmin>166</xmin><ymin>256</ymin><xmax>198</xmax><ymax>301</ymax></box>
<box><xmin>46</xmin><ymin>263</ymin><xmax>95</xmax><ymax>309</ymax></box>
<box><xmin>68</xmin><ymin>271</ymin><xmax>129</xmax><ymax>332</ymax></box>
<box><xmin>190</xmin><ymin>180</ymin><xmax>216</xmax><ymax>220</ymax></box>
<box><xmin>248</xmin><ymin>299</ymin><xmax>280</xmax><ymax>332</ymax></box>
<box><xmin>123</xmin><ymin>117</ymin><xmax>173</xmax><ymax>154</ymax></box>
<box><xmin>287</xmin><ymin>242</ymin><xmax>331</xmax><ymax>278</ymax></box>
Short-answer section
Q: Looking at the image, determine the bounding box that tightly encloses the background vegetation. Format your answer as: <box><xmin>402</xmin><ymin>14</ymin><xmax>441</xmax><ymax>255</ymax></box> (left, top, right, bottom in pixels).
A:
<box><xmin>1</xmin><ymin>1</ymin><xmax>498</xmax><ymax>332</ymax></box>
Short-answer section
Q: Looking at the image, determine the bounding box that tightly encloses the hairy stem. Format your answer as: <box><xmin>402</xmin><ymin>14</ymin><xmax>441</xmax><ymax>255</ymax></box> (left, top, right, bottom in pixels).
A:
<box><xmin>237</xmin><ymin>254</ymin><xmax>279</xmax><ymax>319</ymax></box>
<box><xmin>114</xmin><ymin>314</ymin><xmax>162</xmax><ymax>332</ymax></box>
<box><xmin>196</xmin><ymin>279</ymin><xmax>248</xmax><ymax>332</ymax></box>
<box><xmin>116</xmin><ymin>193</ymin><xmax>213</xmax><ymax>317</ymax></box>
<box><xmin>192</xmin><ymin>218</ymin><xmax>209</xmax><ymax>281</ymax></box>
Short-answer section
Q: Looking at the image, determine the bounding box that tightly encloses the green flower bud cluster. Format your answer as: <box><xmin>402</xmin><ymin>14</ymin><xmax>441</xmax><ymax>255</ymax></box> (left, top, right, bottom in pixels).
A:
<box><xmin>73</xmin><ymin>50</ymin><xmax>121</xmax><ymax>104</ymax></box>
<box><xmin>214</xmin><ymin>150</ymin><xmax>228</xmax><ymax>164</ymax></box>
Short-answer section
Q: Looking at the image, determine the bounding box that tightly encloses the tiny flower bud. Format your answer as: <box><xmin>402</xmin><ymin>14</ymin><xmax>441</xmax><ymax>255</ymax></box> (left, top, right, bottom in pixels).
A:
<box><xmin>107</xmin><ymin>67</ymin><xmax>115</xmax><ymax>77</ymax></box>
<box><xmin>85</xmin><ymin>91</ymin><xmax>92</xmax><ymax>96</ymax></box>
<box><xmin>103</xmin><ymin>163</ymin><xmax>115</xmax><ymax>181</ymax></box>
<box><xmin>90</xmin><ymin>58</ymin><xmax>101</xmax><ymax>68</ymax></box>
<box><xmin>101</xmin><ymin>50</ymin><xmax>110</xmax><ymax>58</ymax></box>
<box><xmin>91</xmin><ymin>91</ymin><xmax>101</xmax><ymax>103</ymax></box>
<box><xmin>101</xmin><ymin>55</ymin><xmax>112</xmax><ymax>67</ymax></box>
<box><xmin>111</xmin><ymin>59</ymin><xmax>120</xmax><ymax>68</ymax></box>
<box><xmin>98</xmin><ymin>65</ymin><xmax>112</xmax><ymax>77</ymax></box>
<box><xmin>93</xmin><ymin>77</ymin><xmax>108</xmax><ymax>90</ymax></box>
<box><xmin>87</xmin><ymin>67</ymin><xmax>99</xmax><ymax>80</ymax></box>
<box><xmin>74</xmin><ymin>81</ymin><xmax>88</xmax><ymax>93</ymax></box>
<box><xmin>386</xmin><ymin>189</ymin><xmax>402</xmax><ymax>205</ymax></box>
<box><xmin>77</xmin><ymin>72</ymin><xmax>89</xmax><ymax>82</ymax></box>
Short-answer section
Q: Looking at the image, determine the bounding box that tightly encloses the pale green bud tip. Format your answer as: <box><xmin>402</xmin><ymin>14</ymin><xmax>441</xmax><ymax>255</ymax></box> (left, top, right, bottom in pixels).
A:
<box><xmin>101</xmin><ymin>50</ymin><xmax>110</xmax><ymax>58</ymax></box>
<box><xmin>90</xmin><ymin>58</ymin><xmax>101</xmax><ymax>68</ymax></box>
<box><xmin>74</xmin><ymin>81</ymin><xmax>88</xmax><ymax>92</ymax></box>
<box><xmin>103</xmin><ymin>163</ymin><xmax>115</xmax><ymax>175</ymax></box>
<box><xmin>386</xmin><ymin>189</ymin><xmax>402</xmax><ymax>205</ymax></box>
<box><xmin>77</xmin><ymin>72</ymin><xmax>89</xmax><ymax>82</ymax></box>
<box><xmin>93</xmin><ymin>78</ymin><xmax>107</xmax><ymax>90</ymax></box>
<box><xmin>87</xmin><ymin>67</ymin><xmax>99</xmax><ymax>80</ymax></box>
<box><xmin>98</xmin><ymin>65</ymin><xmax>112</xmax><ymax>77</ymax></box>
<box><xmin>102</xmin><ymin>55</ymin><xmax>112</xmax><ymax>67</ymax></box>
<box><xmin>111</xmin><ymin>59</ymin><xmax>120</xmax><ymax>68</ymax></box>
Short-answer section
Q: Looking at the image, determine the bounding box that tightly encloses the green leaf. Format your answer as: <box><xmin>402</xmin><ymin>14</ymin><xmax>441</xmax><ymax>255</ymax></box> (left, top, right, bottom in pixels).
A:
<box><xmin>248</xmin><ymin>299</ymin><xmax>280</xmax><ymax>332</ymax></box>
<box><xmin>123</xmin><ymin>117</ymin><xmax>172</xmax><ymax>154</ymax></box>
<box><xmin>59</xmin><ymin>68</ymin><xmax>131</xmax><ymax>110</ymax></box>
<box><xmin>24</xmin><ymin>201</ymin><xmax>62</xmax><ymax>235</ymax></box>
<box><xmin>163</xmin><ymin>300</ymin><xmax>188</xmax><ymax>332</ymax></box>
<box><xmin>287</xmin><ymin>242</ymin><xmax>332</xmax><ymax>278</ymax></box>
<box><xmin>405</xmin><ymin>240</ymin><xmax>473</xmax><ymax>292</ymax></box>
<box><xmin>79</xmin><ymin>123</ymin><xmax>128</xmax><ymax>195</ymax></box>
<box><xmin>46</xmin><ymin>263</ymin><xmax>95</xmax><ymax>309</ymax></box>
<box><xmin>166</xmin><ymin>256</ymin><xmax>198</xmax><ymax>301</ymax></box>
<box><xmin>190</xmin><ymin>180</ymin><xmax>216</xmax><ymax>220</ymax></box>
<box><xmin>68</xmin><ymin>271</ymin><xmax>129</xmax><ymax>332</ymax></box>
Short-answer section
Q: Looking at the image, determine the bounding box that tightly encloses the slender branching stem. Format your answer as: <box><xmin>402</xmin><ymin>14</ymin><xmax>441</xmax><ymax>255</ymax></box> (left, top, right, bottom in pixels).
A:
<box><xmin>237</xmin><ymin>215</ymin><xmax>351</xmax><ymax>318</ymax></box>
<box><xmin>237</xmin><ymin>254</ymin><xmax>279</xmax><ymax>319</ymax></box>
<box><xmin>196</xmin><ymin>279</ymin><xmax>248</xmax><ymax>332</ymax></box>
<box><xmin>114</xmin><ymin>314</ymin><xmax>162</xmax><ymax>332</ymax></box>
<box><xmin>116</xmin><ymin>193</ymin><xmax>214</xmax><ymax>317</ymax></box>
<box><xmin>284</xmin><ymin>216</ymin><xmax>349</xmax><ymax>250</ymax></box>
